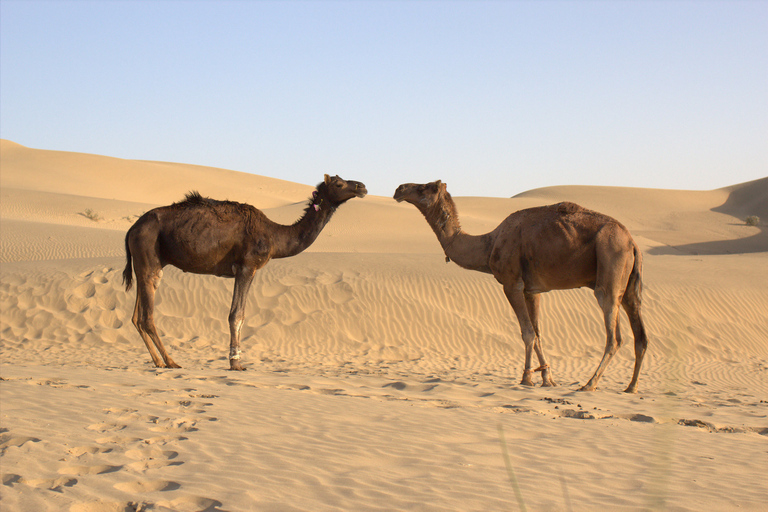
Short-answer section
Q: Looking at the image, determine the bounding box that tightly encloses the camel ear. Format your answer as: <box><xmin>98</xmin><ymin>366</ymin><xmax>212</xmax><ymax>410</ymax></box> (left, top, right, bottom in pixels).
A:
<box><xmin>438</xmin><ymin>181</ymin><xmax>447</xmax><ymax>193</ymax></box>
<box><xmin>324</xmin><ymin>174</ymin><xmax>331</xmax><ymax>184</ymax></box>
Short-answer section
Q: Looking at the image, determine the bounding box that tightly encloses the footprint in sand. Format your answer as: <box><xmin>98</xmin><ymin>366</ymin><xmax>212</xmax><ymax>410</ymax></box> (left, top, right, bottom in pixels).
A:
<box><xmin>68</xmin><ymin>445</ymin><xmax>113</xmax><ymax>457</ymax></box>
<box><xmin>125</xmin><ymin>447</ymin><xmax>180</xmax><ymax>468</ymax></box>
<box><xmin>87</xmin><ymin>422</ymin><xmax>127</xmax><ymax>433</ymax></box>
<box><xmin>114</xmin><ymin>479</ymin><xmax>181</xmax><ymax>493</ymax></box>
<box><xmin>17</xmin><ymin>475</ymin><xmax>77</xmax><ymax>491</ymax></box>
<box><xmin>96</xmin><ymin>436</ymin><xmax>143</xmax><ymax>445</ymax></box>
<box><xmin>0</xmin><ymin>435</ymin><xmax>41</xmax><ymax>453</ymax></box>
<box><xmin>148</xmin><ymin>417</ymin><xmax>199</xmax><ymax>434</ymax></box>
<box><xmin>58</xmin><ymin>464</ymin><xmax>122</xmax><ymax>476</ymax></box>
<box><xmin>158</xmin><ymin>496</ymin><xmax>224</xmax><ymax>512</ymax></box>
<box><xmin>70</xmin><ymin>500</ymin><xmax>149</xmax><ymax>512</ymax></box>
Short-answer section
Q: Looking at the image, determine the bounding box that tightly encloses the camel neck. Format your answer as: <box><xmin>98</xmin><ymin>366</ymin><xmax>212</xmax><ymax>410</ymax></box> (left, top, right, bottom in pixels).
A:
<box><xmin>270</xmin><ymin>197</ymin><xmax>336</xmax><ymax>259</ymax></box>
<box><xmin>442</xmin><ymin>232</ymin><xmax>495</xmax><ymax>274</ymax></box>
<box><xmin>422</xmin><ymin>198</ymin><xmax>494</xmax><ymax>274</ymax></box>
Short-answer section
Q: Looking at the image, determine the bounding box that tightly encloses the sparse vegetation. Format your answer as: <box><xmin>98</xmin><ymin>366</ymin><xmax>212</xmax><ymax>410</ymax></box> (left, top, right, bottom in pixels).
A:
<box><xmin>80</xmin><ymin>208</ymin><xmax>102</xmax><ymax>222</ymax></box>
<box><xmin>745</xmin><ymin>215</ymin><xmax>760</xmax><ymax>226</ymax></box>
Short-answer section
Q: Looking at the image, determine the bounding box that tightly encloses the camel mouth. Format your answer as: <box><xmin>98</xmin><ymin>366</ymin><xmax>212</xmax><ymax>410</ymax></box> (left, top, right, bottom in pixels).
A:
<box><xmin>350</xmin><ymin>181</ymin><xmax>367</xmax><ymax>198</ymax></box>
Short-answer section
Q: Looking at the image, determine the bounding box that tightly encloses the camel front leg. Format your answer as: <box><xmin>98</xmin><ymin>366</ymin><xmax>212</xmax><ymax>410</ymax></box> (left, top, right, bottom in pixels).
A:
<box><xmin>228</xmin><ymin>266</ymin><xmax>256</xmax><ymax>371</ymax></box>
<box><xmin>526</xmin><ymin>292</ymin><xmax>556</xmax><ymax>387</ymax></box>
<box><xmin>503</xmin><ymin>284</ymin><xmax>537</xmax><ymax>386</ymax></box>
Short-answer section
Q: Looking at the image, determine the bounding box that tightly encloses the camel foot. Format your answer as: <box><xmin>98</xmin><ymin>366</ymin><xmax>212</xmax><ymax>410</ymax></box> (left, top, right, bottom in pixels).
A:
<box><xmin>624</xmin><ymin>385</ymin><xmax>638</xmax><ymax>394</ymax></box>
<box><xmin>542</xmin><ymin>379</ymin><xmax>557</xmax><ymax>387</ymax></box>
<box><xmin>154</xmin><ymin>361</ymin><xmax>181</xmax><ymax>369</ymax></box>
<box><xmin>520</xmin><ymin>377</ymin><xmax>535</xmax><ymax>387</ymax></box>
<box><xmin>230</xmin><ymin>360</ymin><xmax>246</xmax><ymax>371</ymax></box>
<box><xmin>578</xmin><ymin>384</ymin><xmax>597</xmax><ymax>392</ymax></box>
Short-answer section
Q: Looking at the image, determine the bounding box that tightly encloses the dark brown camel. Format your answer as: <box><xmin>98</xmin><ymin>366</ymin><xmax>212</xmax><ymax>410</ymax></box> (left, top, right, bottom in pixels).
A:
<box><xmin>123</xmin><ymin>174</ymin><xmax>367</xmax><ymax>370</ymax></box>
<box><xmin>394</xmin><ymin>181</ymin><xmax>648</xmax><ymax>392</ymax></box>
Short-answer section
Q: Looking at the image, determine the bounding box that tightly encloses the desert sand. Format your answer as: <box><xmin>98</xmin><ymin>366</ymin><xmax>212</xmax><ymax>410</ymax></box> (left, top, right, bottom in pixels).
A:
<box><xmin>1</xmin><ymin>139</ymin><xmax>766</xmax><ymax>511</ymax></box>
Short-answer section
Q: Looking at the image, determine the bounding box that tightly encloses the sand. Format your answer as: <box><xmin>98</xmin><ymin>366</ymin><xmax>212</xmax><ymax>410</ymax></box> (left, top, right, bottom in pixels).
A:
<box><xmin>1</xmin><ymin>139</ymin><xmax>766</xmax><ymax>511</ymax></box>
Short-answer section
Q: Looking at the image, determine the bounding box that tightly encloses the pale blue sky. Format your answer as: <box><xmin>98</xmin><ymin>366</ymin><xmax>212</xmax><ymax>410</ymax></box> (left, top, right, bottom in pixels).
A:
<box><xmin>1</xmin><ymin>0</ymin><xmax>766</xmax><ymax>197</ymax></box>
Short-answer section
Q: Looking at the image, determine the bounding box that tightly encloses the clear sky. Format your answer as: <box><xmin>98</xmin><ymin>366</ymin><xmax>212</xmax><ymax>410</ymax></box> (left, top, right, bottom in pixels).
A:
<box><xmin>1</xmin><ymin>0</ymin><xmax>766</xmax><ymax>198</ymax></box>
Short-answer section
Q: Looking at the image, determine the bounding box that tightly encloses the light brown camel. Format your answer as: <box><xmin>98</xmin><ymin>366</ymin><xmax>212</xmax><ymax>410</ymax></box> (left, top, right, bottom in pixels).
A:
<box><xmin>394</xmin><ymin>181</ymin><xmax>648</xmax><ymax>392</ymax></box>
<box><xmin>123</xmin><ymin>174</ymin><xmax>367</xmax><ymax>370</ymax></box>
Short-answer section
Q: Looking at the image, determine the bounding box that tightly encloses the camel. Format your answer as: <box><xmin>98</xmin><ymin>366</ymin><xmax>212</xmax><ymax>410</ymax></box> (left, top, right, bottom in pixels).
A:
<box><xmin>123</xmin><ymin>174</ymin><xmax>367</xmax><ymax>370</ymax></box>
<box><xmin>394</xmin><ymin>181</ymin><xmax>648</xmax><ymax>392</ymax></box>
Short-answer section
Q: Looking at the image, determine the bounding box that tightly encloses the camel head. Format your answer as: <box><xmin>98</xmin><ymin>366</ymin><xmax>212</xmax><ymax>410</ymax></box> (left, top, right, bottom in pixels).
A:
<box><xmin>318</xmin><ymin>174</ymin><xmax>367</xmax><ymax>206</ymax></box>
<box><xmin>393</xmin><ymin>180</ymin><xmax>447</xmax><ymax>210</ymax></box>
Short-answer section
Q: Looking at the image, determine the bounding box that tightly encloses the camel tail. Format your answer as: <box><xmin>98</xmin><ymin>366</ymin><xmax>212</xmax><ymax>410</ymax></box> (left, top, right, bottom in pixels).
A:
<box><xmin>123</xmin><ymin>228</ymin><xmax>134</xmax><ymax>291</ymax></box>
<box><xmin>628</xmin><ymin>243</ymin><xmax>643</xmax><ymax>303</ymax></box>
<box><xmin>623</xmin><ymin>242</ymin><xmax>648</xmax><ymax>393</ymax></box>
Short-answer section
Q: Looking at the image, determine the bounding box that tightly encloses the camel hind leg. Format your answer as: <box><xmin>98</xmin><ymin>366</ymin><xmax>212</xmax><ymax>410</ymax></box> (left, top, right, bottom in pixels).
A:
<box><xmin>580</xmin><ymin>285</ymin><xmax>622</xmax><ymax>391</ymax></box>
<box><xmin>132</xmin><ymin>268</ymin><xmax>180</xmax><ymax>369</ymax></box>
<box><xmin>131</xmin><ymin>285</ymin><xmax>164</xmax><ymax>367</ymax></box>
<box><xmin>580</xmin><ymin>248</ymin><xmax>632</xmax><ymax>391</ymax></box>
<box><xmin>621</xmin><ymin>281</ymin><xmax>647</xmax><ymax>393</ymax></box>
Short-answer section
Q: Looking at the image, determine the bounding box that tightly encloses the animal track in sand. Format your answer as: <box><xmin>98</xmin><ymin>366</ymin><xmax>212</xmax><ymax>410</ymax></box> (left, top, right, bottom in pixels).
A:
<box><xmin>157</xmin><ymin>496</ymin><xmax>224</xmax><ymax>512</ymax></box>
<box><xmin>0</xmin><ymin>434</ymin><xmax>41</xmax><ymax>452</ymax></box>
<box><xmin>70</xmin><ymin>500</ymin><xmax>149</xmax><ymax>512</ymax></box>
<box><xmin>677</xmin><ymin>418</ymin><xmax>768</xmax><ymax>434</ymax></box>
<box><xmin>58</xmin><ymin>464</ymin><xmax>122</xmax><ymax>476</ymax></box>
<box><xmin>68</xmin><ymin>445</ymin><xmax>113</xmax><ymax>457</ymax></box>
<box><xmin>104</xmin><ymin>407</ymin><xmax>138</xmax><ymax>415</ymax></box>
<box><xmin>2</xmin><ymin>473</ymin><xmax>77</xmax><ymax>492</ymax></box>
<box><xmin>96</xmin><ymin>436</ymin><xmax>143</xmax><ymax>445</ymax></box>
<box><xmin>114</xmin><ymin>479</ymin><xmax>181</xmax><ymax>493</ymax></box>
<box><xmin>148</xmin><ymin>417</ymin><xmax>198</xmax><ymax>433</ymax></box>
<box><xmin>125</xmin><ymin>448</ymin><xmax>179</xmax><ymax>461</ymax></box>
<box><xmin>383</xmin><ymin>381</ymin><xmax>407</xmax><ymax>390</ymax></box>
<box><xmin>87</xmin><ymin>422</ymin><xmax>127</xmax><ymax>433</ymax></box>
<box><xmin>127</xmin><ymin>457</ymin><xmax>184</xmax><ymax>472</ymax></box>
<box><xmin>142</xmin><ymin>434</ymin><xmax>188</xmax><ymax>445</ymax></box>
<box><xmin>28</xmin><ymin>377</ymin><xmax>87</xmax><ymax>389</ymax></box>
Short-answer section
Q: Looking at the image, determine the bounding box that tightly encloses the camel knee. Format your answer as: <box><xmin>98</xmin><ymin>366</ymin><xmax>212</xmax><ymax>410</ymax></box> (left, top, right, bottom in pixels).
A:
<box><xmin>151</xmin><ymin>269</ymin><xmax>163</xmax><ymax>290</ymax></box>
<box><xmin>604</xmin><ymin>337</ymin><xmax>621</xmax><ymax>356</ymax></box>
<box><xmin>634</xmin><ymin>336</ymin><xmax>648</xmax><ymax>358</ymax></box>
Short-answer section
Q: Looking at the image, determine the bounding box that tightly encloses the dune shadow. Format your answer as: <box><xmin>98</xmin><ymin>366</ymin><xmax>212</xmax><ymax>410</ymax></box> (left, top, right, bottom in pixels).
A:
<box><xmin>648</xmin><ymin>177</ymin><xmax>768</xmax><ymax>256</ymax></box>
<box><xmin>648</xmin><ymin>231</ymin><xmax>767</xmax><ymax>256</ymax></box>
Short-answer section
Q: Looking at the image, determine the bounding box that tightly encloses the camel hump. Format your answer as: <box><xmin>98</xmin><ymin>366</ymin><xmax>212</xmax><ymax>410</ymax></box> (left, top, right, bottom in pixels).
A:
<box><xmin>181</xmin><ymin>191</ymin><xmax>209</xmax><ymax>205</ymax></box>
<box><xmin>555</xmin><ymin>201</ymin><xmax>583</xmax><ymax>214</ymax></box>
<box><xmin>176</xmin><ymin>191</ymin><xmax>231</xmax><ymax>209</ymax></box>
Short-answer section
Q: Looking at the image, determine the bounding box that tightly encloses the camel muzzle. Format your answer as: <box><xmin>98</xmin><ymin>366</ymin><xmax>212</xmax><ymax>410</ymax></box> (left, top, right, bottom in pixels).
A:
<box><xmin>353</xmin><ymin>182</ymin><xmax>368</xmax><ymax>197</ymax></box>
<box><xmin>393</xmin><ymin>184</ymin><xmax>413</xmax><ymax>202</ymax></box>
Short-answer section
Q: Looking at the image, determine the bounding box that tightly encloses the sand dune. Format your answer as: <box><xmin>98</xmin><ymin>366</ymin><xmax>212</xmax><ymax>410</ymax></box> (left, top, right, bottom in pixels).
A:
<box><xmin>1</xmin><ymin>140</ymin><xmax>766</xmax><ymax>511</ymax></box>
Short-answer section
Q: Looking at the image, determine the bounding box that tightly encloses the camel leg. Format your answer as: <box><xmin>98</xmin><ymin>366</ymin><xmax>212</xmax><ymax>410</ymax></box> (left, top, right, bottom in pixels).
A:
<box><xmin>580</xmin><ymin>287</ymin><xmax>622</xmax><ymax>391</ymax></box>
<box><xmin>503</xmin><ymin>284</ymin><xmax>538</xmax><ymax>386</ymax></box>
<box><xmin>131</xmin><ymin>279</ymin><xmax>164</xmax><ymax>367</ymax></box>
<box><xmin>525</xmin><ymin>292</ymin><xmax>556</xmax><ymax>387</ymax></box>
<box><xmin>228</xmin><ymin>266</ymin><xmax>257</xmax><ymax>371</ymax></box>
<box><xmin>622</xmin><ymin>290</ymin><xmax>648</xmax><ymax>393</ymax></box>
<box><xmin>133</xmin><ymin>269</ymin><xmax>181</xmax><ymax>369</ymax></box>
